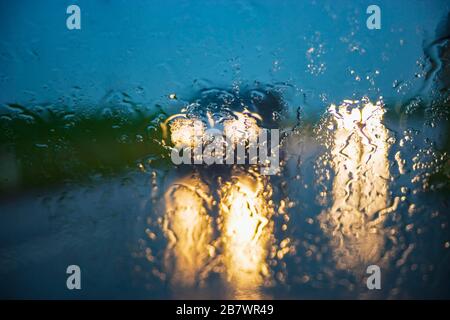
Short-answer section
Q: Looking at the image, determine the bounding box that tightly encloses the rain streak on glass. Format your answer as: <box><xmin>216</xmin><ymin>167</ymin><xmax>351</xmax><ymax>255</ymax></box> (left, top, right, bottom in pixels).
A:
<box><xmin>0</xmin><ymin>0</ymin><xmax>448</xmax><ymax>300</ymax></box>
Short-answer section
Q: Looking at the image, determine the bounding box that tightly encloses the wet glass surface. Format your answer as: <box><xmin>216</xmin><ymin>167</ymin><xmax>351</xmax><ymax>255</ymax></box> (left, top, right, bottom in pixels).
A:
<box><xmin>0</xmin><ymin>0</ymin><xmax>449</xmax><ymax>299</ymax></box>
